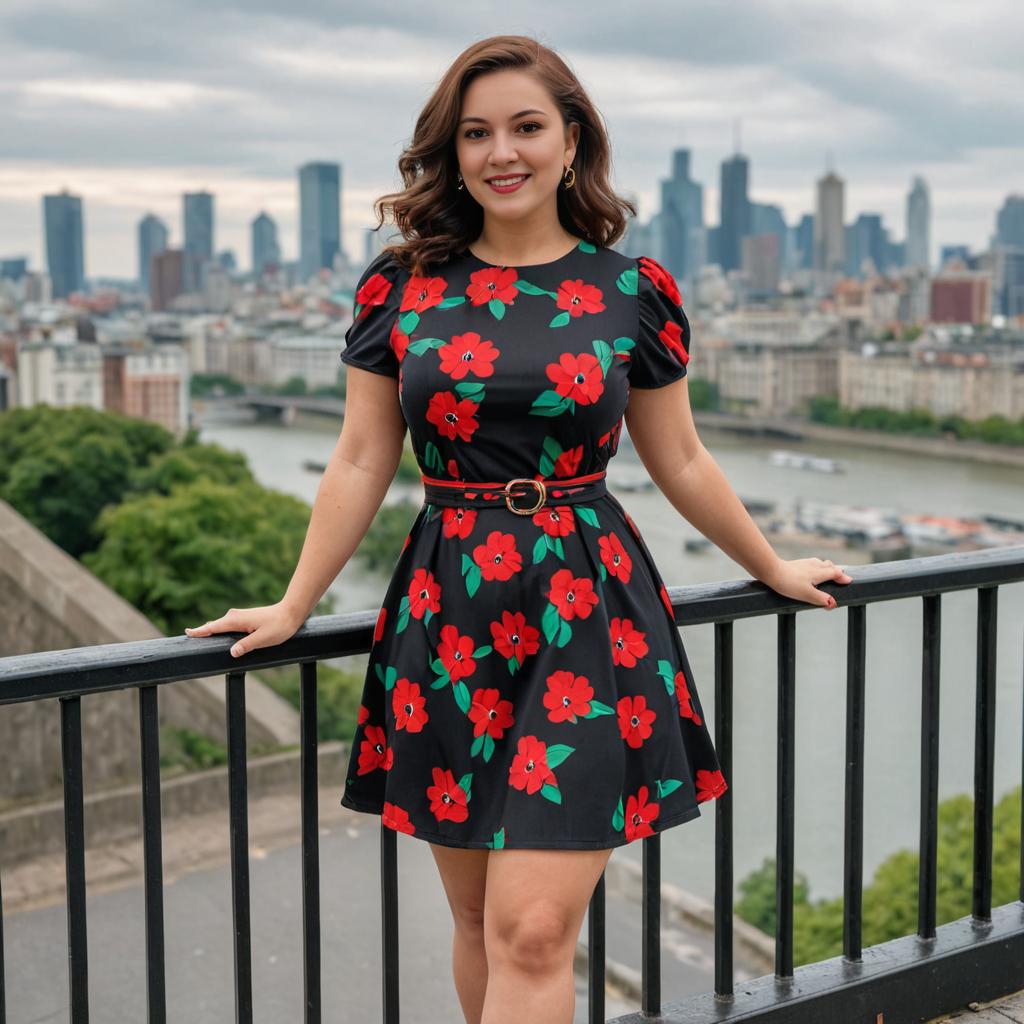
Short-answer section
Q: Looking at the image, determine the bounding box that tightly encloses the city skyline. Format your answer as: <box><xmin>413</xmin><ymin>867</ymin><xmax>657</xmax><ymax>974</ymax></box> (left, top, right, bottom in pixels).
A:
<box><xmin>1</xmin><ymin>1</ymin><xmax>1022</xmax><ymax>276</ymax></box>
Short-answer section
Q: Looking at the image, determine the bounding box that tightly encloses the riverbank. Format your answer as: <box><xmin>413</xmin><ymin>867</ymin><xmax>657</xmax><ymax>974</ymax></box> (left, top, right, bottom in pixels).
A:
<box><xmin>693</xmin><ymin>411</ymin><xmax>1024</xmax><ymax>469</ymax></box>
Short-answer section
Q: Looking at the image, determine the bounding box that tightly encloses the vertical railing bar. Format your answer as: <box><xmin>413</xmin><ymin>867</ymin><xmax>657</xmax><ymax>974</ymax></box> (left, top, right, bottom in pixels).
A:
<box><xmin>587</xmin><ymin>872</ymin><xmax>606</xmax><ymax>1024</ymax></box>
<box><xmin>776</xmin><ymin>612</ymin><xmax>796</xmax><ymax>979</ymax></box>
<box><xmin>61</xmin><ymin>695</ymin><xmax>89</xmax><ymax>1023</ymax></box>
<box><xmin>714</xmin><ymin>620</ymin><xmax>734</xmax><ymax>999</ymax></box>
<box><xmin>299</xmin><ymin>662</ymin><xmax>322</xmax><ymax>1024</ymax></box>
<box><xmin>0</xmin><ymin>862</ymin><xmax>6</xmax><ymax>1024</ymax></box>
<box><xmin>842</xmin><ymin>603</ymin><xmax>866</xmax><ymax>961</ymax></box>
<box><xmin>641</xmin><ymin>834</ymin><xmax>661</xmax><ymax>1014</ymax></box>
<box><xmin>918</xmin><ymin>594</ymin><xmax>941</xmax><ymax>939</ymax></box>
<box><xmin>226</xmin><ymin>671</ymin><xmax>253</xmax><ymax>1023</ymax></box>
<box><xmin>138</xmin><ymin>685</ymin><xmax>166</xmax><ymax>1023</ymax></box>
<box><xmin>381</xmin><ymin>824</ymin><xmax>399</xmax><ymax>1024</ymax></box>
<box><xmin>973</xmin><ymin>586</ymin><xmax>998</xmax><ymax>921</ymax></box>
<box><xmin>1020</xmin><ymin>624</ymin><xmax>1023</xmax><ymax>905</ymax></box>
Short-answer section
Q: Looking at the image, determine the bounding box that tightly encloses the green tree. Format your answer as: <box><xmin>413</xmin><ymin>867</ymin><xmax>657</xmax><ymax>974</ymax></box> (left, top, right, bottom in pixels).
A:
<box><xmin>82</xmin><ymin>478</ymin><xmax>331</xmax><ymax>635</ymax></box>
<box><xmin>131</xmin><ymin>440</ymin><xmax>255</xmax><ymax>496</ymax></box>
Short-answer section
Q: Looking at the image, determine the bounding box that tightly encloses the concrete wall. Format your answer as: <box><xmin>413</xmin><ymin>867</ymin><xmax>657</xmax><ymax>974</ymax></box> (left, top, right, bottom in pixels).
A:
<box><xmin>0</xmin><ymin>498</ymin><xmax>300</xmax><ymax>805</ymax></box>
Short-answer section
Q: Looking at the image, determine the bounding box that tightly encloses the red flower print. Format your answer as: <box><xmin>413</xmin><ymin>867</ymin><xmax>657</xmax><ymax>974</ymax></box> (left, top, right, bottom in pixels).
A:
<box><xmin>446</xmin><ymin>458</ymin><xmax>461</xmax><ymax>479</ymax></box>
<box><xmin>623</xmin><ymin>509</ymin><xmax>641</xmax><ymax>538</ymax></box>
<box><xmin>609</xmin><ymin>617</ymin><xmax>649</xmax><ymax>668</ymax></box>
<box><xmin>466</xmin><ymin>266</ymin><xmax>519</xmax><ymax>306</ymax></box>
<box><xmin>659</xmin><ymin>319</ymin><xmax>690</xmax><ymax>366</ymax></box>
<box><xmin>373</xmin><ymin>606</ymin><xmax>387</xmax><ymax>643</ymax></box>
<box><xmin>403</xmin><ymin>274</ymin><xmax>448</xmax><ymax>314</ymax></box>
<box><xmin>543</xmin><ymin>670</ymin><xmax>594</xmax><ymax>723</ymax></box>
<box><xmin>389</xmin><ymin>321</ymin><xmax>409</xmax><ymax>363</ymax></box>
<box><xmin>553</xmin><ymin>444</ymin><xmax>583</xmax><ymax>477</ymax></box>
<box><xmin>426</xmin><ymin>391</ymin><xmax>480</xmax><ymax>442</ymax></box>
<box><xmin>438</xmin><ymin>623</ymin><xmax>477</xmax><ymax>683</ymax></box>
<box><xmin>533</xmin><ymin>505</ymin><xmax>576</xmax><ymax>538</ymax></box>
<box><xmin>546</xmin><ymin>352</ymin><xmax>605</xmax><ymax>405</ymax></box>
<box><xmin>555</xmin><ymin>279</ymin><xmax>606</xmax><ymax>318</ymax></box>
<box><xmin>468</xmin><ymin>688</ymin><xmax>515</xmax><ymax>739</ymax></box>
<box><xmin>617</xmin><ymin>694</ymin><xmax>656</xmax><ymax>748</ymax></box>
<box><xmin>473</xmin><ymin>530</ymin><xmax>523</xmax><ymax>582</ymax></box>
<box><xmin>598</xmin><ymin>531</ymin><xmax>632</xmax><ymax>583</ymax></box>
<box><xmin>638</xmin><ymin>256</ymin><xmax>682</xmax><ymax>305</ymax></box>
<box><xmin>382</xmin><ymin>802</ymin><xmax>416</xmax><ymax>835</ymax></box>
<box><xmin>439</xmin><ymin>332</ymin><xmax>500</xmax><ymax>379</ymax></box>
<box><xmin>673</xmin><ymin>670</ymin><xmax>703</xmax><ymax>726</ymax></box>
<box><xmin>393</xmin><ymin>678</ymin><xmax>429</xmax><ymax>732</ymax></box>
<box><xmin>354</xmin><ymin>272</ymin><xmax>391</xmax><ymax>318</ymax></box>
<box><xmin>547</xmin><ymin>568</ymin><xmax>599</xmax><ymax>621</ymax></box>
<box><xmin>427</xmin><ymin>766</ymin><xmax>469</xmax><ymax>822</ymax></box>
<box><xmin>407</xmin><ymin>568</ymin><xmax>441</xmax><ymax>619</ymax></box>
<box><xmin>624</xmin><ymin>785</ymin><xmax>660</xmax><ymax>841</ymax></box>
<box><xmin>490</xmin><ymin>610</ymin><xmax>541</xmax><ymax>665</ymax></box>
<box><xmin>696</xmin><ymin>769</ymin><xmax>728</xmax><ymax>803</ymax></box>
<box><xmin>508</xmin><ymin>735</ymin><xmax>556</xmax><ymax>795</ymax></box>
<box><xmin>357</xmin><ymin>703</ymin><xmax>369</xmax><ymax>725</ymax></box>
<box><xmin>442</xmin><ymin>506</ymin><xmax>477</xmax><ymax>539</ymax></box>
<box><xmin>357</xmin><ymin>724</ymin><xmax>394</xmax><ymax>775</ymax></box>
<box><xmin>659</xmin><ymin>583</ymin><xmax>675</xmax><ymax>620</ymax></box>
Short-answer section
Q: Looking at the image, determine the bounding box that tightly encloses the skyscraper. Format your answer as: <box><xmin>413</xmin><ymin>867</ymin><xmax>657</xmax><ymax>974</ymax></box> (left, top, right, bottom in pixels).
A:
<box><xmin>658</xmin><ymin>148</ymin><xmax>704</xmax><ymax>283</ymax></box>
<box><xmin>906</xmin><ymin>177</ymin><xmax>930</xmax><ymax>270</ymax></box>
<box><xmin>252</xmin><ymin>212</ymin><xmax>280</xmax><ymax>277</ymax></box>
<box><xmin>43</xmin><ymin>189</ymin><xmax>85</xmax><ymax>299</ymax></box>
<box><xmin>138</xmin><ymin>213</ymin><xmax>169</xmax><ymax>292</ymax></box>
<box><xmin>718</xmin><ymin>154</ymin><xmax>751</xmax><ymax>273</ymax></box>
<box><xmin>814</xmin><ymin>170</ymin><xmax>845</xmax><ymax>282</ymax></box>
<box><xmin>299</xmin><ymin>162</ymin><xmax>341</xmax><ymax>281</ymax></box>
<box><xmin>183</xmin><ymin>191</ymin><xmax>214</xmax><ymax>290</ymax></box>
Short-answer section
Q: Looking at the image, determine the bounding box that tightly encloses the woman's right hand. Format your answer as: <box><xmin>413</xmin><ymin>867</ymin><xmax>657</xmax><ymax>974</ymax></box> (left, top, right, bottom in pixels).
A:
<box><xmin>184</xmin><ymin>601</ymin><xmax>305</xmax><ymax>658</ymax></box>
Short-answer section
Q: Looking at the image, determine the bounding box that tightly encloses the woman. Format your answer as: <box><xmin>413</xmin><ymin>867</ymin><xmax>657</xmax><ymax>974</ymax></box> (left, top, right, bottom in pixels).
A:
<box><xmin>186</xmin><ymin>35</ymin><xmax>852</xmax><ymax>1024</ymax></box>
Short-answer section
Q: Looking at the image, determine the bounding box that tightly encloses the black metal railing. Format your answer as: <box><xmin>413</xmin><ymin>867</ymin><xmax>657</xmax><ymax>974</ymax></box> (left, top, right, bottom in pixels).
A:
<box><xmin>1</xmin><ymin>545</ymin><xmax>1023</xmax><ymax>1023</ymax></box>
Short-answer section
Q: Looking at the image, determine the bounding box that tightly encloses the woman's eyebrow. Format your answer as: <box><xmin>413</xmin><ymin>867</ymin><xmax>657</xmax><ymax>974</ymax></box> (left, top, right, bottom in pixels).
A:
<box><xmin>458</xmin><ymin>108</ymin><xmax>548</xmax><ymax>126</ymax></box>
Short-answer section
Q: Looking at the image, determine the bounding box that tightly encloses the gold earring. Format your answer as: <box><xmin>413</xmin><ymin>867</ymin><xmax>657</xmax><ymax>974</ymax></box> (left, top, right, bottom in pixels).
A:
<box><xmin>563</xmin><ymin>166</ymin><xmax>576</xmax><ymax>189</ymax></box>
<box><xmin>457</xmin><ymin>172</ymin><xmax>465</xmax><ymax>191</ymax></box>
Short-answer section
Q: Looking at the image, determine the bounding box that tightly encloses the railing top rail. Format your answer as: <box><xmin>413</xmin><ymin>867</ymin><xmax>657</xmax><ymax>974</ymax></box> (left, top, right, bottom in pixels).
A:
<box><xmin>1</xmin><ymin>544</ymin><xmax>1022</xmax><ymax>706</ymax></box>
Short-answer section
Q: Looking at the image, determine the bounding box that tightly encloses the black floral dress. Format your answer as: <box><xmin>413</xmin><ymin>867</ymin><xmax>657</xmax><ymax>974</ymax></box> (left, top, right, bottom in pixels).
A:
<box><xmin>338</xmin><ymin>240</ymin><xmax>728</xmax><ymax>850</ymax></box>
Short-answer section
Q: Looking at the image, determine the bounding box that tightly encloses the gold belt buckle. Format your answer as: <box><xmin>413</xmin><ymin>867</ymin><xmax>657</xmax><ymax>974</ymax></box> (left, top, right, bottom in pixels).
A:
<box><xmin>504</xmin><ymin>477</ymin><xmax>546</xmax><ymax>515</ymax></box>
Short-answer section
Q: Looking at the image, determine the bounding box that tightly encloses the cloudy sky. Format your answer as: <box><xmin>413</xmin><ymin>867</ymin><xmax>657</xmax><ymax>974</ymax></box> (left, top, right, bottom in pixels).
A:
<box><xmin>1</xmin><ymin>0</ymin><xmax>1021</xmax><ymax>279</ymax></box>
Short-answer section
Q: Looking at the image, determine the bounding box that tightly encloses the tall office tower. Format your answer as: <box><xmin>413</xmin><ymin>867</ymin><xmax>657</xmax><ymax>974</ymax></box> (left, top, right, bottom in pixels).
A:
<box><xmin>814</xmin><ymin>170</ymin><xmax>845</xmax><ymax>282</ymax></box>
<box><xmin>718</xmin><ymin>153</ymin><xmax>751</xmax><ymax>273</ymax></box>
<box><xmin>150</xmin><ymin>249</ymin><xmax>186</xmax><ymax>311</ymax></box>
<box><xmin>252</xmin><ymin>212</ymin><xmax>281</xmax><ymax>277</ymax></box>
<box><xmin>138</xmin><ymin>213</ymin><xmax>168</xmax><ymax>292</ymax></box>
<box><xmin>299</xmin><ymin>161</ymin><xmax>342</xmax><ymax>281</ymax></box>
<box><xmin>993</xmin><ymin>194</ymin><xmax>1024</xmax><ymax>318</ymax></box>
<box><xmin>795</xmin><ymin>213</ymin><xmax>815</xmax><ymax>270</ymax></box>
<box><xmin>43</xmin><ymin>189</ymin><xmax>85</xmax><ymax>299</ymax></box>
<box><xmin>658</xmin><ymin>148</ymin><xmax>704</xmax><ymax>283</ymax></box>
<box><xmin>995</xmin><ymin>194</ymin><xmax>1024</xmax><ymax>246</ymax></box>
<box><xmin>905</xmin><ymin>176</ymin><xmax>931</xmax><ymax>270</ymax></box>
<box><xmin>751</xmin><ymin>202</ymin><xmax>787</xmax><ymax>269</ymax></box>
<box><xmin>183</xmin><ymin>191</ymin><xmax>214</xmax><ymax>290</ymax></box>
<box><xmin>847</xmin><ymin>213</ymin><xmax>886</xmax><ymax>277</ymax></box>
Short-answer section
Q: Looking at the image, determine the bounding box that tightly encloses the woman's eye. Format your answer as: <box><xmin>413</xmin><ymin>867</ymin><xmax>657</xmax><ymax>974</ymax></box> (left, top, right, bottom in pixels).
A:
<box><xmin>464</xmin><ymin>123</ymin><xmax>541</xmax><ymax>139</ymax></box>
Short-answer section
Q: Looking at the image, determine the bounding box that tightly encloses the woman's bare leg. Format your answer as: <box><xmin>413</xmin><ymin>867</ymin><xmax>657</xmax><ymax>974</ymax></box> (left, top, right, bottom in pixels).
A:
<box><xmin>480</xmin><ymin>848</ymin><xmax>613</xmax><ymax>1024</ymax></box>
<box><xmin>429</xmin><ymin>843</ymin><xmax>491</xmax><ymax>1024</ymax></box>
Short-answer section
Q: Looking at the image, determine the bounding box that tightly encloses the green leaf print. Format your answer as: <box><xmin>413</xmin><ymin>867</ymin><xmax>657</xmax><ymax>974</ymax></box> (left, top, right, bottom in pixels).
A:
<box><xmin>612</xmin><ymin>336</ymin><xmax>636</xmax><ymax>356</ymax></box>
<box><xmin>472</xmin><ymin>645</ymin><xmax>493</xmax><ymax>658</ymax></box>
<box><xmin>455</xmin><ymin>381</ymin><xmax>485</xmax><ymax>401</ymax></box>
<box><xmin>424</xmin><ymin>442</ymin><xmax>444</xmax><ymax>474</ymax></box>
<box><xmin>374</xmin><ymin>663</ymin><xmax>386</xmax><ymax>686</ymax></box>
<box><xmin>555</xmin><ymin>618</ymin><xmax>572</xmax><ymax>648</ymax></box>
<box><xmin>459</xmin><ymin>772</ymin><xmax>473</xmax><ymax>799</ymax></box>
<box><xmin>507</xmin><ymin>656</ymin><xmax>520</xmax><ymax>674</ymax></box>
<box><xmin>483</xmin><ymin>733</ymin><xmax>495</xmax><ymax>762</ymax></box>
<box><xmin>592</xmin><ymin>338</ymin><xmax>614</xmax><ymax>377</ymax></box>
<box><xmin>398</xmin><ymin>310</ymin><xmax>420</xmax><ymax>334</ymax></box>
<box><xmin>552</xmin><ymin>536</ymin><xmax>565</xmax><ymax>559</ymax></box>
<box><xmin>578</xmin><ymin>240</ymin><xmax>598</xmax><ymax>254</ymax></box>
<box><xmin>532</xmin><ymin>535</ymin><xmax>548</xmax><ymax>564</ymax></box>
<box><xmin>513</xmin><ymin>280</ymin><xmax>553</xmax><ymax>297</ymax></box>
<box><xmin>657</xmin><ymin>659</ymin><xmax>676</xmax><ymax>695</ymax></box>
<box><xmin>471</xmin><ymin>733</ymin><xmax>485</xmax><ymax>757</ymax></box>
<box><xmin>575</xmin><ymin>505</ymin><xmax>600</xmax><ymax>529</ymax></box>
<box><xmin>540</xmin><ymin>783</ymin><xmax>562</xmax><ymax>804</ymax></box>
<box><xmin>408</xmin><ymin>337</ymin><xmax>446</xmax><ymax>356</ymax></box>
<box><xmin>616</xmin><ymin>266</ymin><xmax>639</xmax><ymax>295</ymax></box>
<box><xmin>548</xmin><ymin>310</ymin><xmax>571</xmax><ymax>329</ymax></box>
<box><xmin>488</xmin><ymin>298</ymin><xmax>506</xmax><ymax>319</ymax></box>
<box><xmin>612</xmin><ymin>796</ymin><xmax>625</xmax><ymax>832</ymax></box>
<box><xmin>541</xmin><ymin>602</ymin><xmax>560</xmax><ymax>643</ymax></box>
<box><xmin>486</xmin><ymin>826</ymin><xmax>506</xmax><ymax>849</ymax></box>
<box><xmin>599</xmin><ymin>564</ymin><xmax>607</xmax><ymax>582</ymax></box>
<box><xmin>545</xmin><ymin>743</ymin><xmax>575</xmax><ymax>769</ymax></box>
<box><xmin>429</xmin><ymin>656</ymin><xmax>451</xmax><ymax>689</ymax></box>
<box><xmin>395</xmin><ymin>594</ymin><xmax>411</xmax><ymax>634</ymax></box>
<box><xmin>383</xmin><ymin>666</ymin><xmax>397</xmax><ymax>692</ymax></box>
<box><xmin>453</xmin><ymin>681</ymin><xmax>471</xmax><ymax>714</ymax></box>
<box><xmin>538</xmin><ymin>436</ymin><xmax>563</xmax><ymax>477</ymax></box>
<box><xmin>529</xmin><ymin>389</ymin><xmax>573</xmax><ymax>417</ymax></box>
<box><xmin>656</xmin><ymin>779</ymin><xmax>684</xmax><ymax>798</ymax></box>
<box><xmin>583</xmin><ymin>700</ymin><xmax>615</xmax><ymax>718</ymax></box>
<box><xmin>461</xmin><ymin>553</ymin><xmax>482</xmax><ymax>598</ymax></box>
<box><xmin>437</xmin><ymin>296</ymin><xmax>467</xmax><ymax>309</ymax></box>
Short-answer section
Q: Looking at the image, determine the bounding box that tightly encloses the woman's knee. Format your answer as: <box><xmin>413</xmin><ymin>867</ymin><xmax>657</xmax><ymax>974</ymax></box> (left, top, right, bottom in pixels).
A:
<box><xmin>485</xmin><ymin>903</ymin><xmax>576</xmax><ymax>974</ymax></box>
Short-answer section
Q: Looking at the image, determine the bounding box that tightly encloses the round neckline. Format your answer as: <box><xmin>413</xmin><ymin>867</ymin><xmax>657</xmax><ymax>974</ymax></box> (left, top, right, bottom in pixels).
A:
<box><xmin>464</xmin><ymin>238</ymin><xmax>586</xmax><ymax>271</ymax></box>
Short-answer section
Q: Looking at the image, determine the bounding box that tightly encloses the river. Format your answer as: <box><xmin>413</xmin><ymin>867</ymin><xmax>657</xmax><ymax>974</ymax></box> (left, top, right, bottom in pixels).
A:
<box><xmin>195</xmin><ymin>406</ymin><xmax>1024</xmax><ymax>908</ymax></box>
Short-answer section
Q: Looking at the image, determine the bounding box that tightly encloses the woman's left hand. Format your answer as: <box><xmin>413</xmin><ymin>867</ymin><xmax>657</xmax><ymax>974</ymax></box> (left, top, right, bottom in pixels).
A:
<box><xmin>764</xmin><ymin>557</ymin><xmax>853</xmax><ymax>610</ymax></box>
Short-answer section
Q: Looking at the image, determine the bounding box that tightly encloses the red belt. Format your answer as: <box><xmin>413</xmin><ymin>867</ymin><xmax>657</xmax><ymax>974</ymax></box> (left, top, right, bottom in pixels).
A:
<box><xmin>420</xmin><ymin>469</ymin><xmax>608</xmax><ymax>515</ymax></box>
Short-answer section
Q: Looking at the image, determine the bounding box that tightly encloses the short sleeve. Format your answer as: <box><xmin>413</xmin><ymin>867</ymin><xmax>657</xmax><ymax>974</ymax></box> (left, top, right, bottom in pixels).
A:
<box><xmin>631</xmin><ymin>256</ymin><xmax>691</xmax><ymax>388</ymax></box>
<box><xmin>340</xmin><ymin>251</ymin><xmax>406</xmax><ymax>378</ymax></box>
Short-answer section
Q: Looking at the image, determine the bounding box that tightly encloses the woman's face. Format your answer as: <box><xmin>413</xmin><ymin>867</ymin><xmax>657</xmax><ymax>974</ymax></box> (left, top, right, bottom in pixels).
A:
<box><xmin>455</xmin><ymin>69</ymin><xmax>578</xmax><ymax>226</ymax></box>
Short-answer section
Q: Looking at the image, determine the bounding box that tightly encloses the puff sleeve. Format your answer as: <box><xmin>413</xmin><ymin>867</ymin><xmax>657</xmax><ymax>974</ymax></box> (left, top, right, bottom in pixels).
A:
<box><xmin>631</xmin><ymin>255</ymin><xmax>691</xmax><ymax>388</ymax></box>
<box><xmin>340</xmin><ymin>251</ymin><xmax>406</xmax><ymax>378</ymax></box>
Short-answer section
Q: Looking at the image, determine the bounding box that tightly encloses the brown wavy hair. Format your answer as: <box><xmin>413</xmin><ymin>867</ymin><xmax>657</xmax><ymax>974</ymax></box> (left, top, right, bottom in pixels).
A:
<box><xmin>368</xmin><ymin>35</ymin><xmax>637</xmax><ymax>277</ymax></box>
